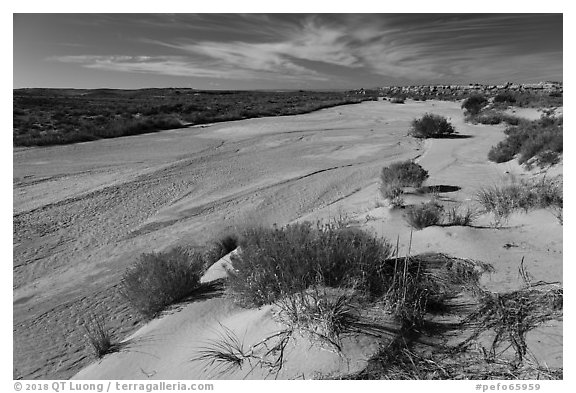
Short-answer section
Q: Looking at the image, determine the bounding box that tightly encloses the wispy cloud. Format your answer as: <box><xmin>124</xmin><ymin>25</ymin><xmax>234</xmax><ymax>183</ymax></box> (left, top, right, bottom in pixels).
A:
<box><xmin>39</xmin><ymin>14</ymin><xmax>562</xmax><ymax>87</ymax></box>
<box><xmin>142</xmin><ymin>18</ymin><xmax>362</xmax><ymax>78</ymax></box>
<box><xmin>49</xmin><ymin>54</ymin><xmax>327</xmax><ymax>81</ymax></box>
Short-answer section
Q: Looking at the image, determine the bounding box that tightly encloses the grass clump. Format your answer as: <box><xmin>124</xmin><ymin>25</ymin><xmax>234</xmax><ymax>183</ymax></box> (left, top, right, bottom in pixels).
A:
<box><xmin>444</xmin><ymin>205</ymin><xmax>480</xmax><ymax>227</ymax></box>
<box><xmin>276</xmin><ymin>287</ymin><xmax>362</xmax><ymax>350</ymax></box>
<box><xmin>120</xmin><ymin>247</ymin><xmax>205</xmax><ymax>319</ymax></box>
<box><xmin>227</xmin><ymin>222</ymin><xmax>394</xmax><ymax>307</ymax></box>
<box><xmin>461</xmin><ymin>262</ymin><xmax>562</xmax><ymax>364</ymax></box>
<box><xmin>84</xmin><ymin>315</ymin><xmax>118</xmax><ymax>359</ymax></box>
<box><xmin>487</xmin><ymin>116</ymin><xmax>562</xmax><ymax>167</ymax></box>
<box><xmin>404</xmin><ymin>201</ymin><xmax>444</xmax><ymax>230</ymax></box>
<box><xmin>462</xmin><ymin>284</ymin><xmax>562</xmax><ymax>363</ymax></box>
<box><xmin>409</xmin><ymin>113</ymin><xmax>456</xmax><ymax>138</ymax></box>
<box><xmin>404</xmin><ymin>202</ymin><xmax>480</xmax><ymax>229</ymax></box>
<box><xmin>476</xmin><ymin>177</ymin><xmax>563</xmax><ymax>226</ymax></box>
<box><xmin>383</xmin><ymin>253</ymin><xmax>492</xmax><ymax>327</ymax></box>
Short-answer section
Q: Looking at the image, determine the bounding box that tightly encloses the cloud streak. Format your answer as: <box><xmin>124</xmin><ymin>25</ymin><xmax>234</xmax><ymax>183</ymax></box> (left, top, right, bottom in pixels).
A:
<box><xmin>24</xmin><ymin>14</ymin><xmax>562</xmax><ymax>88</ymax></box>
<box><xmin>49</xmin><ymin>54</ymin><xmax>327</xmax><ymax>82</ymax></box>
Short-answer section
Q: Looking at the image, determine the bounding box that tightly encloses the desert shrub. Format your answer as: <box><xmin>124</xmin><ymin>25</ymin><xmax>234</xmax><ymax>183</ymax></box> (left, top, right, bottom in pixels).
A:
<box><xmin>461</xmin><ymin>95</ymin><xmax>488</xmax><ymax>115</ymax></box>
<box><xmin>380</xmin><ymin>181</ymin><xmax>405</xmax><ymax>207</ymax></box>
<box><xmin>467</xmin><ymin>110</ymin><xmax>520</xmax><ymax>126</ymax></box>
<box><xmin>380</xmin><ymin>161</ymin><xmax>429</xmax><ymax>207</ymax></box>
<box><xmin>476</xmin><ymin>177</ymin><xmax>562</xmax><ymax>226</ymax></box>
<box><xmin>227</xmin><ymin>222</ymin><xmax>394</xmax><ymax>306</ymax></box>
<box><xmin>487</xmin><ymin>116</ymin><xmax>562</xmax><ymax>166</ymax></box>
<box><xmin>120</xmin><ymin>247</ymin><xmax>205</xmax><ymax>318</ymax></box>
<box><xmin>517</xmin><ymin>129</ymin><xmax>563</xmax><ymax>166</ymax></box>
<box><xmin>510</xmin><ymin>91</ymin><xmax>562</xmax><ymax>108</ymax></box>
<box><xmin>404</xmin><ymin>201</ymin><xmax>444</xmax><ymax>230</ymax></box>
<box><xmin>409</xmin><ymin>113</ymin><xmax>456</xmax><ymax>138</ymax></box>
<box><xmin>381</xmin><ymin>161</ymin><xmax>429</xmax><ymax>188</ymax></box>
<box><xmin>494</xmin><ymin>92</ymin><xmax>517</xmax><ymax>104</ymax></box>
<box><xmin>487</xmin><ymin>140</ymin><xmax>517</xmax><ymax>163</ymax></box>
<box><xmin>536</xmin><ymin>151</ymin><xmax>561</xmax><ymax>167</ymax></box>
<box><xmin>204</xmin><ymin>233</ymin><xmax>239</xmax><ymax>267</ymax></box>
<box><xmin>390</xmin><ymin>96</ymin><xmax>406</xmax><ymax>104</ymax></box>
<box><xmin>380</xmin><ymin>181</ymin><xmax>404</xmax><ymax>199</ymax></box>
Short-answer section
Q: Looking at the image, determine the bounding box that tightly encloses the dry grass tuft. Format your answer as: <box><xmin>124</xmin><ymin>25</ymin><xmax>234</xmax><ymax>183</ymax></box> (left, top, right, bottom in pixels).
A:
<box><xmin>404</xmin><ymin>201</ymin><xmax>444</xmax><ymax>230</ymax></box>
<box><xmin>444</xmin><ymin>205</ymin><xmax>481</xmax><ymax>227</ymax></box>
<box><xmin>193</xmin><ymin>324</ymin><xmax>294</xmax><ymax>378</ymax></box>
<box><xmin>460</xmin><ymin>283</ymin><xmax>562</xmax><ymax>363</ymax></box>
<box><xmin>84</xmin><ymin>315</ymin><xmax>119</xmax><ymax>359</ymax></box>
<box><xmin>275</xmin><ymin>287</ymin><xmax>362</xmax><ymax>351</ymax></box>
<box><xmin>476</xmin><ymin>176</ymin><xmax>563</xmax><ymax>226</ymax></box>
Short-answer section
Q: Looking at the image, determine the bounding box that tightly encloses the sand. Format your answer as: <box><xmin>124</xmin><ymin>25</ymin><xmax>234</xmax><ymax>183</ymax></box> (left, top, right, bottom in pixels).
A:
<box><xmin>13</xmin><ymin>99</ymin><xmax>562</xmax><ymax>379</ymax></box>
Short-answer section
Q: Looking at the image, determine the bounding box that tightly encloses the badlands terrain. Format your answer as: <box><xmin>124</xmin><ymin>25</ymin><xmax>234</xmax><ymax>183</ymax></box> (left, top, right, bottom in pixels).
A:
<box><xmin>13</xmin><ymin>99</ymin><xmax>562</xmax><ymax>379</ymax></box>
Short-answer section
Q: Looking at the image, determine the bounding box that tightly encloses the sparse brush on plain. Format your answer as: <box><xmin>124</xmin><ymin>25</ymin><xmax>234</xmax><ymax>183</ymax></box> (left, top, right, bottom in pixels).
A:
<box><xmin>120</xmin><ymin>246</ymin><xmax>205</xmax><ymax>319</ymax></box>
<box><xmin>404</xmin><ymin>201</ymin><xmax>444</xmax><ymax>230</ymax></box>
<box><xmin>84</xmin><ymin>315</ymin><xmax>118</xmax><ymax>359</ymax></box>
<box><xmin>226</xmin><ymin>222</ymin><xmax>394</xmax><ymax>307</ymax></box>
<box><xmin>409</xmin><ymin>113</ymin><xmax>456</xmax><ymax>138</ymax></box>
<box><xmin>476</xmin><ymin>177</ymin><xmax>563</xmax><ymax>226</ymax></box>
<box><xmin>14</xmin><ymin>89</ymin><xmax>372</xmax><ymax>146</ymax></box>
<box><xmin>390</xmin><ymin>96</ymin><xmax>406</xmax><ymax>104</ymax></box>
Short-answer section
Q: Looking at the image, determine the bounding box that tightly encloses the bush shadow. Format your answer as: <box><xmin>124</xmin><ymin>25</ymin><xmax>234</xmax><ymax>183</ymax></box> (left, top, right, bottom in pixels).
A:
<box><xmin>417</xmin><ymin>185</ymin><xmax>462</xmax><ymax>194</ymax></box>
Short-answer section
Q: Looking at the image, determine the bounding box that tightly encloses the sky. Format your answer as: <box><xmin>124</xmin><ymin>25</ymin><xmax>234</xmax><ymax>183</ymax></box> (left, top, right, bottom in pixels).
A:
<box><xmin>13</xmin><ymin>13</ymin><xmax>563</xmax><ymax>90</ymax></box>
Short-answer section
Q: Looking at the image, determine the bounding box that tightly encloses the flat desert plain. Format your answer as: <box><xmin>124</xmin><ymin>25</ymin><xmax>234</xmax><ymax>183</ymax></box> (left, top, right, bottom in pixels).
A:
<box><xmin>13</xmin><ymin>99</ymin><xmax>562</xmax><ymax>379</ymax></box>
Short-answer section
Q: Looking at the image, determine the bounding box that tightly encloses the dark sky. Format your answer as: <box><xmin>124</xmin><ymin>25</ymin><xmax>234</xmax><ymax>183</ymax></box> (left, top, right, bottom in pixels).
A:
<box><xmin>13</xmin><ymin>13</ymin><xmax>563</xmax><ymax>89</ymax></box>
